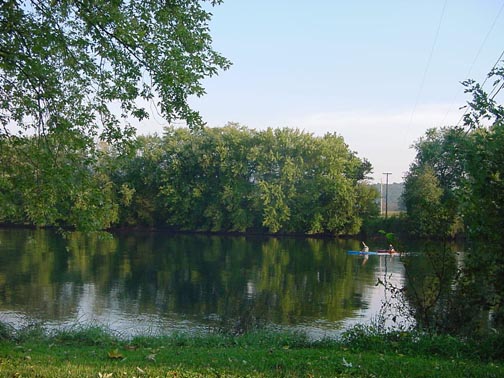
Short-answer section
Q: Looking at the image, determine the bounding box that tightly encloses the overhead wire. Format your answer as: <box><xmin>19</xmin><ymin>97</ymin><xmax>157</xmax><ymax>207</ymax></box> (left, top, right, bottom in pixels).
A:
<box><xmin>407</xmin><ymin>0</ymin><xmax>448</xmax><ymax>129</ymax></box>
<box><xmin>440</xmin><ymin>1</ymin><xmax>504</xmax><ymax>126</ymax></box>
<box><xmin>455</xmin><ymin>47</ymin><xmax>504</xmax><ymax>128</ymax></box>
<box><xmin>395</xmin><ymin>1</ymin><xmax>448</xmax><ymax>180</ymax></box>
<box><xmin>487</xmin><ymin>55</ymin><xmax>504</xmax><ymax>100</ymax></box>
<box><xmin>475</xmin><ymin>48</ymin><xmax>504</xmax><ymax>93</ymax></box>
<box><xmin>490</xmin><ymin>81</ymin><xmax>504</xmax><ymax>101</ymax></box>
<box><xmin>440</xmin><ymin>0</ymin><xmax>504</xmax><ymax>126</ymax></box>
<box><xmin>464</xmin><ymin>1</ymin><xmax>504</xmax><ymax>85</ymax></box>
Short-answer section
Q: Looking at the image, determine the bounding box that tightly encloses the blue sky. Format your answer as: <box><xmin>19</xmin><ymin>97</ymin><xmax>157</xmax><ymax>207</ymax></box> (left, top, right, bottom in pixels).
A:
<box><xmin>144</xmin><ymin>0</ymin><xmax>504</xmax><ymax>183</ymax></box>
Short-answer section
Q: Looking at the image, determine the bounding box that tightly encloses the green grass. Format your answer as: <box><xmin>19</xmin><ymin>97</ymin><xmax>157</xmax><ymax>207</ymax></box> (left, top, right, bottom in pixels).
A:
<box><xmin>0</xmin><ymin>324</ymin><xmax>502</xmax><ymax>377</ymax></box>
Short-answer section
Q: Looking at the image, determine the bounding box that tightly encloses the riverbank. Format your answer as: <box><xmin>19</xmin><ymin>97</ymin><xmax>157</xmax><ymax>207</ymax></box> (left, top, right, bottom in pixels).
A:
<box><xmin>0</xmin><ymin>222</ymin><xmax>361</xmax><ymax>240</ymax></box>
<box><xmin>0</xmin><ymin>325</ymin><xmax>502</xmax><ymax>377</ymax></box>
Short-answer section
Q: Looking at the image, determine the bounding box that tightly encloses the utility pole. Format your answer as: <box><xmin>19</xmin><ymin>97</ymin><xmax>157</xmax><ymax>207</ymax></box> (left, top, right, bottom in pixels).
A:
<box><xmin>383</xmin><ymin>172</ymin><xmax>391</xmax><ymax>219</ymax></box>
<box><xmin>380</xmin><ymin>177</ymin><xmax>383</xmax><ymax>215</ymax></box>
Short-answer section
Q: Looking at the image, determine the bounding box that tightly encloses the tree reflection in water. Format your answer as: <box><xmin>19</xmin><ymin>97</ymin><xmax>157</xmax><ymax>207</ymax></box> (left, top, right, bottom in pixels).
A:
<box><xmin>0</xmin><ymin>229</ymin><xmax>441</xmax><ymax>337</ymax></box>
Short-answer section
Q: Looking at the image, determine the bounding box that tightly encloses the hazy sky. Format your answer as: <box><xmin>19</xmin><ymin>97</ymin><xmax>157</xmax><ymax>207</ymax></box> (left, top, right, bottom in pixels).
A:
<box><xmin>142</xmin><ymin>0</ymin><xmax>504</xmax><ymax>183</ymax></box>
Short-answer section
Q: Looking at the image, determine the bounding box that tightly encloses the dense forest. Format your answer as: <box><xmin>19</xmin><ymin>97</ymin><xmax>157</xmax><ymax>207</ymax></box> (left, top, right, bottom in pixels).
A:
<box><xmin>0</xmin><ymin>125</ymin><xmax>379</xmax><ymax>234</ymax></box>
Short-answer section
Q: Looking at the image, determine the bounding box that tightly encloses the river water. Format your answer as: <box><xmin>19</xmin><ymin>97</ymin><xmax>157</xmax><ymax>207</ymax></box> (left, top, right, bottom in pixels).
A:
<box><xmin>0</xmin><ymin>229</ymin><xmax>458</xmax><ymax>339</ymax></box>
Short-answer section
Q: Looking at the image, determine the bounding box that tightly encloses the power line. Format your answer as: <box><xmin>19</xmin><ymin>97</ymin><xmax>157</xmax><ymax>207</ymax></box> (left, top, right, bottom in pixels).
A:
<box><xmin>440</xmin><ymin>0</ymin><xmax>504</xmax><ymax>126</ymax></box>
<box><xmin>490</xmin><ymin>81</ymin><xmax>504</xmax><ymax>101</ymax></box>
<box><xmin>407</xmin><ymin>0</ymin><xmax>447</xmax><ymax>129</ymax></box>
<box><xmin>479</xmin><ymin>48</ymin><xmax>504</xmax><ymax>89</ymax></box>
<box><xmin>455</xmin><ymin>47</ymin><xmax>504</xmax><ymax>127</ymax></box>
<box><xmin>466</xmin><ymin>1</ymin><xmax>504</xmax><ymax>83</ymax></box>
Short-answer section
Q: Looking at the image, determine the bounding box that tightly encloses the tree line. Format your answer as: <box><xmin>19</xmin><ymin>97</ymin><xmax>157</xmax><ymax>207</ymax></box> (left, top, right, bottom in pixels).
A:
<box><xmin>0</xmin><ymin>124</ymin><xmax>379</xmax><ymax>234</ymax></box>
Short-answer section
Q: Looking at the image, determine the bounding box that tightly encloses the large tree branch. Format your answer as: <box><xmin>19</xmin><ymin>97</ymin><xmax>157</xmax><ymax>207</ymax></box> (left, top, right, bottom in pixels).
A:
<box><xmin>72</xmin><ymin>0</ymin><xmax>150</xmax><ymax>69</ymax></box>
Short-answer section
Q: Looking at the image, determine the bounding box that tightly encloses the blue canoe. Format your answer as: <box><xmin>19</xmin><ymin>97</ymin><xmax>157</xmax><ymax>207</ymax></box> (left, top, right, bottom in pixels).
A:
<box><xmin>347</xmin><ymin>250</ymin><xmax>399</xmax><ymax>256</ymax></box>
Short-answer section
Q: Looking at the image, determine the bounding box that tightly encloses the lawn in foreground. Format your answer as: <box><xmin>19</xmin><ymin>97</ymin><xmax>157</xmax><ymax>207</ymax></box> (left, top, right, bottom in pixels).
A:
<box><xmin>0</xmin><ymin>325</ymin><xmax>502</xmax><ymax>377</ymax></box>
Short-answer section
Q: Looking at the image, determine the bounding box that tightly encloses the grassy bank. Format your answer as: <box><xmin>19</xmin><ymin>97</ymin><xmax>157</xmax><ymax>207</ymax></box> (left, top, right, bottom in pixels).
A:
<box><xmin>0</xmin><ymin>324</ymin><xmax>503</xmax><ymax>377</ymax></box>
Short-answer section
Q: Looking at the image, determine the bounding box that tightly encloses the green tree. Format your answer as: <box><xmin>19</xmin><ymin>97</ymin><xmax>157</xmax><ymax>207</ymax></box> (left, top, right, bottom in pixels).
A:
<box><xmin>400</xmin><ymin>63</ymin><xmax>504</xmax><ymax>334</ymax></box>
<box><xmin>108</xmin><ymin>134</ymin><xmax>166</xmax><ymax>227</ymax></box>
<box><xmin>251</xmin><ymin>128</ymin><xmax>303</xmax><ymax>233</ymax></box>
<box><xmin>456</xmin><ymin>65</ymin><xmax>504</xmax><ymax>330</ymax></box>
<box><xmin>0</xmin><ymin>132</ymin><xmax>119</xmax><ymax>230</ymax></box>
<box><xmin>0</xmin><ymin>0</ymin><xmax>230</xmax><ymax>230</ymax></box>
<box><xmin>402</xmin><ymin>127</ymin><xmax>466</xmax><ymax>238</ymax></box>
<box><xmin>403</xmin><ymin>165</ymin><xmax>446</xmax><ymax>238</ymax></box>
<box><xmin>157</xmin><ymin>125</ymin><xmax>258</xmax><ymax>231</ymax></box>
<box><xmin>458</xmin><ymin>67</ymin><xmax>504</xmax><ymax>241</ymax></box>
<box><xmin>151</xmin><ymin>125</ymin><xmax>374</xmax><ymax>235</ymax></box>
<box><xmin>1</xmin><ymin>0</ymin><xmax>230</xmax><ymax>137</ymax></box>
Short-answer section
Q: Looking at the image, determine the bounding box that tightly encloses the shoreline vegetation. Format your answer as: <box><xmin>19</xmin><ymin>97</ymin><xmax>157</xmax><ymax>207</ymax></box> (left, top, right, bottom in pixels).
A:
<box><xmin>0</xmin><ymin>323</ymin><xmax>503</xmax><ymax>377</ymax></box>
<box><xmin>0</xmin><ymin>216</ymin><xmax>465</xmax><ymax>245</ymax></box>
<box><xmin>0</xmin><ymin>214</ymin><xmax>402</xmax><ymax>236</ymax></box>
<box><xmin>0</xmin><ymin>222</ymin><xmax>366</xmax><ymax>240</ymax></box>
<box><xmin>0</xmin><ymin>126</ymin><xmax>379</xmax><ymax>235</ymax></box>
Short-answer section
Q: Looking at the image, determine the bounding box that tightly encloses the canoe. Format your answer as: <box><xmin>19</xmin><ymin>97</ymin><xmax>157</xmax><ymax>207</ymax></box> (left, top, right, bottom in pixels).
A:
<box><xmin>347</xmin><ymin>250</ymin><xmax>400</xmax><ymax>256</ymax></box>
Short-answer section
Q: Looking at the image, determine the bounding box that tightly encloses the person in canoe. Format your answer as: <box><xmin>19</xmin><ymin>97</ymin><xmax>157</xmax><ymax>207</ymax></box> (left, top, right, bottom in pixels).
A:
<box><xmin>361</xmin><ymin>241</ymin><xmax>369</xmax><ymax>252</ymax></box>
<box><xmin>376</xmin><ymin>244</ymin><xmax>398</xmax><ymax>254</ymax></box>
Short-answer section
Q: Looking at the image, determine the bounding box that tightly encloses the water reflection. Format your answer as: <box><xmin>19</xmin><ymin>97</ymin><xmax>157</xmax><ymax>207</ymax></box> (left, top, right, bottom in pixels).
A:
<box><xmin>0</xmin><ymin>229</ymin><xmax>414</xmax><ymax>337</ymax></box>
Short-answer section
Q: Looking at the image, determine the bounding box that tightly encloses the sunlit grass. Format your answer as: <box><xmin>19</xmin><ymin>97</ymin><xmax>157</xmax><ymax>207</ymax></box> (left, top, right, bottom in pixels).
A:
<box><xmin>0</xmin><ymin>323</ymin><xmax>502</xmax><ymax>377</ymax></box>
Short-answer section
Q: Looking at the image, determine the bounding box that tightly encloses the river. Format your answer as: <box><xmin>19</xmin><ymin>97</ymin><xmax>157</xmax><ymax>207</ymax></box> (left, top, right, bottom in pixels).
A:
<box><xmin>0</xmin><ymin>229</ymin><xmax>461</xmax><ymax>339</ymax></box>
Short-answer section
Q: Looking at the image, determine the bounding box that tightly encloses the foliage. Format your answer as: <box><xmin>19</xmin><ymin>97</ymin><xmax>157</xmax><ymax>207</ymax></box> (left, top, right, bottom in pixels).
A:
<box><xmin>1</xmin><ymin>0</ymin><xmax>230</xmax><ymax>135</ymax></box>
<box><xmin>0</xmin><ymin>321</ymin><xmax>14</xmax><ymax>340</ymax></box>
<box><xmin>340</xmin><ymin>323</ymin><xmax>504</xmax><ymax>362</ymax></box>
<box><xmin>106</xmin><ymin>135</ymin><xmax>167</xmax><ymax>227</ymax></box>
<box><xmin>402</xmin><ymin>128</ymin><xmax>466</xmax><ymax>239</ymax></box>
<box><xmin>399</xmin><ymin>62</ymin><xmax>504</xmax><ymax>336</ymax></box>
<box><xmin>0</xmin><ymin>124</ymin><xmax>377</xmax><ymax>234</ymax></box>
<box><xmin>398</xmin><ymin>244</ymin><xmax>461</xmax><ymax>332</ymax></box>
<box><xmin>0</xmin><ymin>135</ymin><xmax>119</xmax><ymax>230</ymax></box>
<box><xmin>361</xmin><ymin>214</ymin><xmax>408</xmax><ymax>239</ymax></box>
<box><xmin>0</xmin><ymin>0</ymin><xmax>230</xmax><ymax>229</ymax></box>
<box><xmin>0</xmin><ymin>0</ymin><xmax>374</xmax><ymax>234</ymax></box>
<box><xmin>149</xmin><ymin>125</ymin><xmax>375</xmax><ymax>234</ymax></box>
<box><xmin>460</xmin><ymin>125</ymin><xmax>504</xmax><ymax>241</ymax></box>
<box><xmin>403</xmin><ymin>65</ymin><xmax>504</xmax><ymax>241</ymax></box>
<box><xmin>402</xmin><ymin>165</ymin><xmax>448</xmax><ymax>238</ymax></box>
<box><xmin>52</xmin><ymin>325</ymin><xmax>119</xmax><ymax>346</ymax></box>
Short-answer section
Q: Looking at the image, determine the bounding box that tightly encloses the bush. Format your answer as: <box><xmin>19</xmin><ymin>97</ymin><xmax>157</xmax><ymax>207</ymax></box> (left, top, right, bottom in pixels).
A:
<box><xmin>0</xmin><ymin>321</ymin><xmax>14</xmax><ymax>340</ymax></box>
<box><xmin>51</xmin><ymin>325</ymin><xmax>118</xmax><ymax>346</ymax></box>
